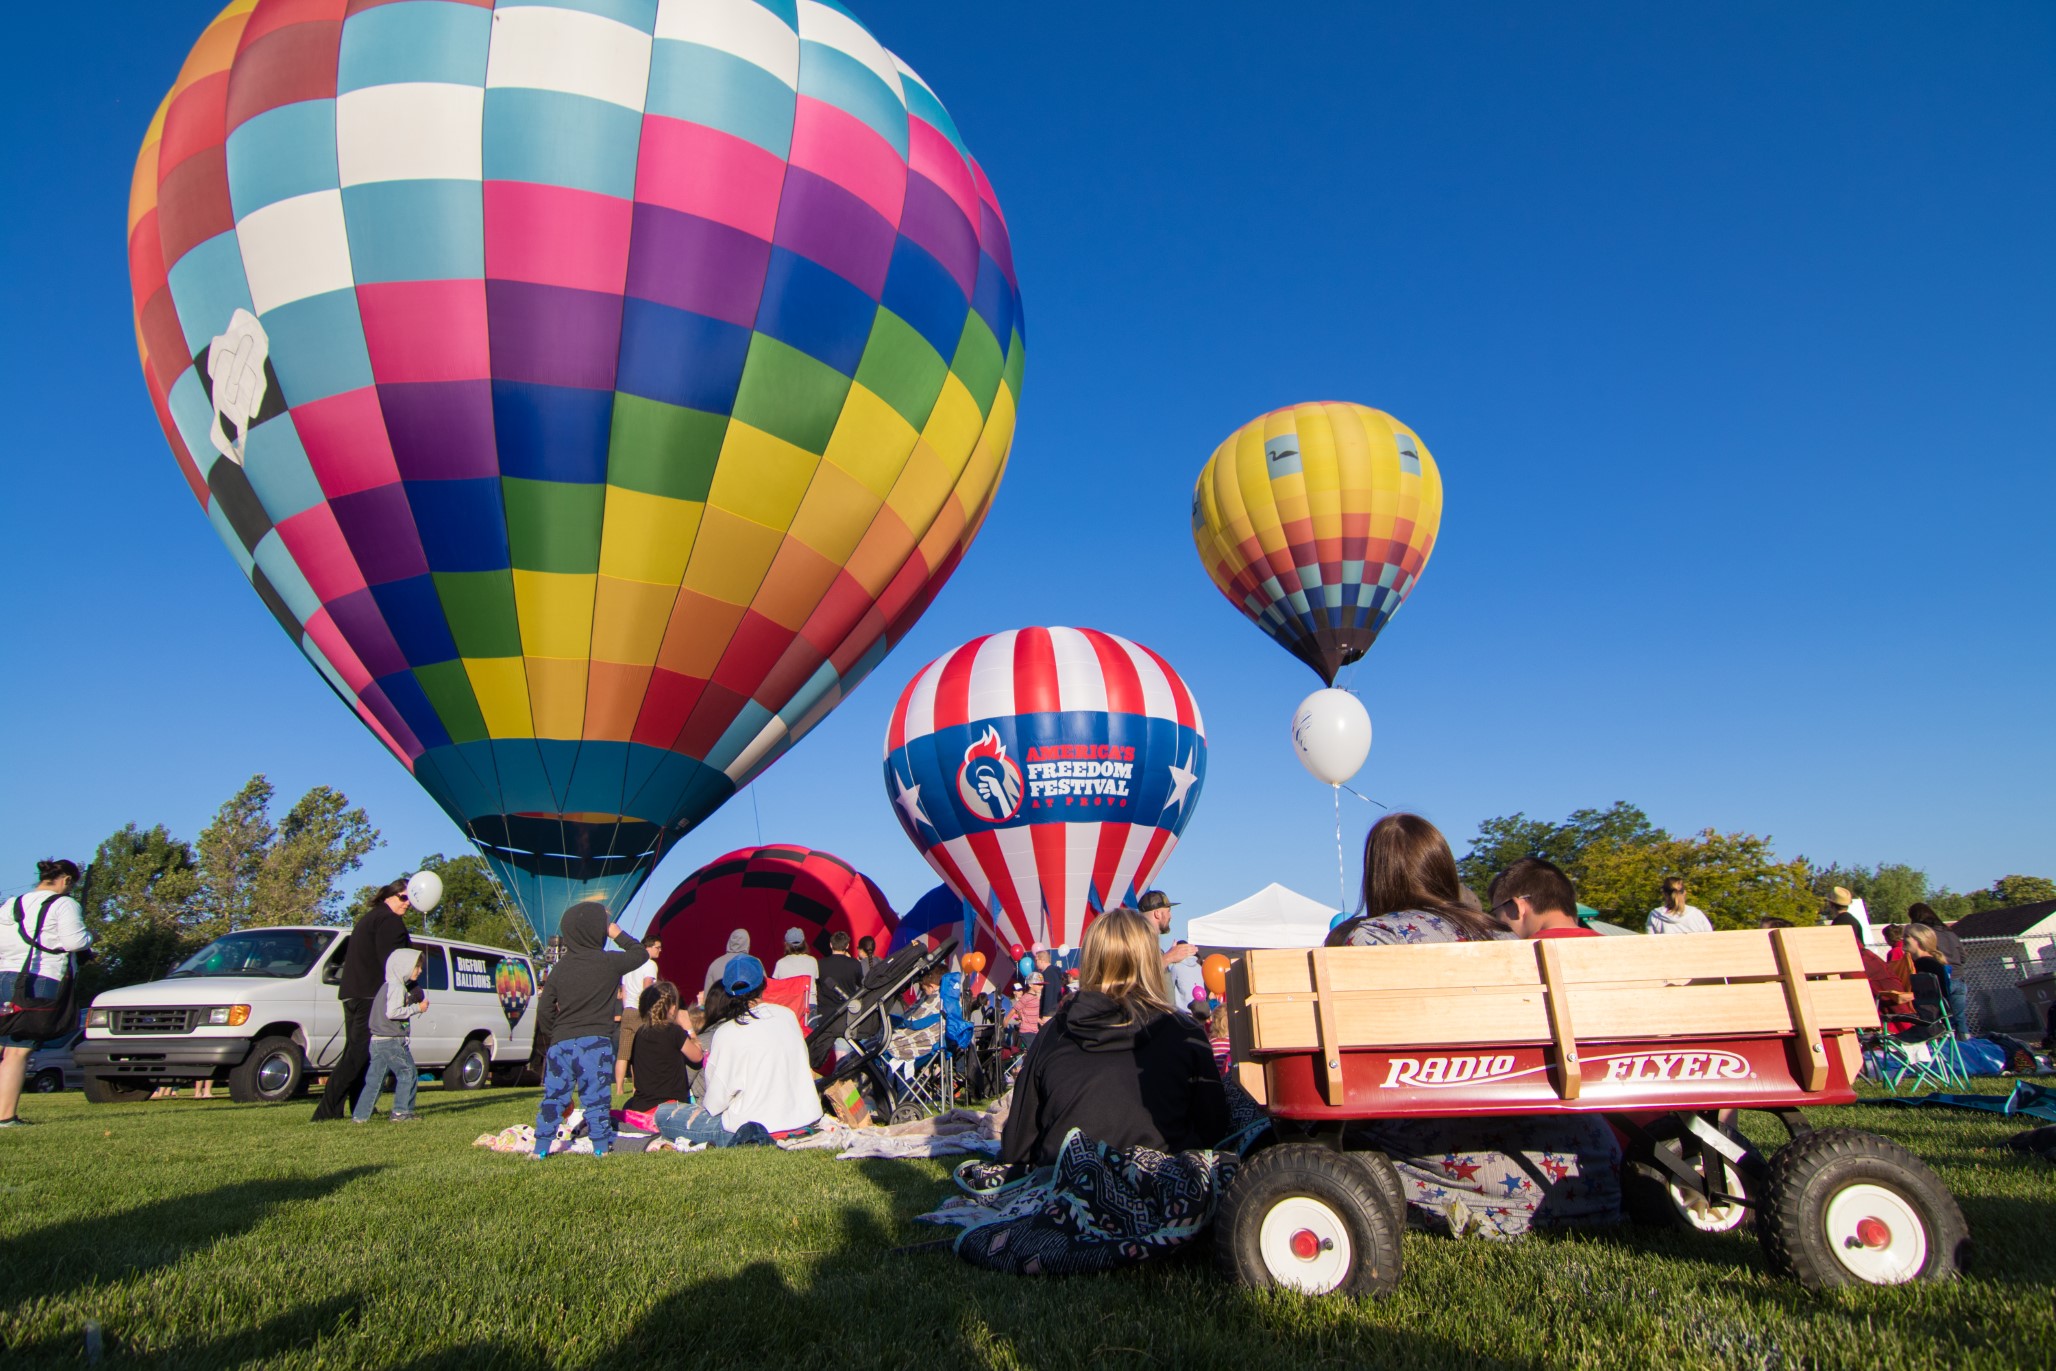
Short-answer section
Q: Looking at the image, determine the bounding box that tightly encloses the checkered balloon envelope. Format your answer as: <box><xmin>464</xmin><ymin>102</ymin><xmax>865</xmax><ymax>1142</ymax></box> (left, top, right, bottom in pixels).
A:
<box><xmin>129</xmin><ymin>0</ymin><xmax>1024</xmax><ymax>941</ymax></box>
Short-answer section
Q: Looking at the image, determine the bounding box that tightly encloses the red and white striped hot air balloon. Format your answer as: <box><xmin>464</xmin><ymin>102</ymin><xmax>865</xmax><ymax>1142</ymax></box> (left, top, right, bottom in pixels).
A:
<box><xmin>882</xmin><ymin>627</ymin><xmax>1206</xmax><ymax>950</ymax></box>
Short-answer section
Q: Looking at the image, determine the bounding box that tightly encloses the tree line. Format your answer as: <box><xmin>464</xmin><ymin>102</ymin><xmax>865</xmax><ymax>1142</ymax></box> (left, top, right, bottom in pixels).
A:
<box><xmin>62</xmin><ymin>775</ymin><xmax>527</xmax><ymax>994</ymax></box>
<box><xmin>1457</xmin><ymin>801</ymin><xmax>2055</xmax><ymax>931</ymax></box>
<box><xmin>47</xmin><ymin>783</ymin><xmax>2054</xmax><ymax>994</ymax></box>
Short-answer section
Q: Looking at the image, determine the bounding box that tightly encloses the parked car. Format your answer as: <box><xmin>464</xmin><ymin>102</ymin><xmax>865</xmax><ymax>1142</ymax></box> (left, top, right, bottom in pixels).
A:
<box><xmin>74</xmin><ymin>927</ymin><xmax>538</xmax><ymax>1104</ymax></box>
<box><xmin>26</xmin><ymin>1028</ymin><xmax>86</xmax><ymax>1093</ymax></box>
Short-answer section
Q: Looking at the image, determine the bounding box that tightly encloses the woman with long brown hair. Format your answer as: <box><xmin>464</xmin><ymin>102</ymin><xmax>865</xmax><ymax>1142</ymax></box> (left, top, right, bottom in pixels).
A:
<box><xmin>1326</xmin><ymin>812</ymin><xmax>1505</xmax><ymax>947</ymax></box>
<box><xmin>1327</xmin><ymin>816</ymin><xmax>1622</xmax><ymax>1238</ymax></box>
<box><xmin>997</xmin><ymin>908</ymin><xmax>1229</xmax><ymax>1167</ymax></box>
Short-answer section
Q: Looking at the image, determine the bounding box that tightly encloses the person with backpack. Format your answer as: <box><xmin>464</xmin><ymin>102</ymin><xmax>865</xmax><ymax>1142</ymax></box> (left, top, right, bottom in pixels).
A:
<box><xmin>0</xmin><ymin>859</ymin><xmax>93</xmax><ymax>1127</ymax></box>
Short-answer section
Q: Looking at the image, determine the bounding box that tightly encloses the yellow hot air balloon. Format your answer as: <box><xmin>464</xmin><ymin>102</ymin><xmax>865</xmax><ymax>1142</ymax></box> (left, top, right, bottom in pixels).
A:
<box><xmin>1191</xmin><ymin>402</ymin><xmax>1441</xmax><ymax>684</ymax></box>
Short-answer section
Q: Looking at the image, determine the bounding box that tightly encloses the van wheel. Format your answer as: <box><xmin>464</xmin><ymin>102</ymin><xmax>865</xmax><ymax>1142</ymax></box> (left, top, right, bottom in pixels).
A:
<box><xmin>31</xmin><ymin>1069</ymin><xmax>65</xmax><ymax>1093</ymax></box>
<box><xmin>83</xmin><ymin>1074</ymin><xmax>153</xmax><ymax>1104</ymax></box>
<box><xmin>228</xmin><ymin>1036</ymin><xmax>304</xmax><ymax>1104</ymax></box>
<box><xmin>443</xmin><ymin>1040</ymin><xmax>490</xmax><ymax>1091</ymax></box>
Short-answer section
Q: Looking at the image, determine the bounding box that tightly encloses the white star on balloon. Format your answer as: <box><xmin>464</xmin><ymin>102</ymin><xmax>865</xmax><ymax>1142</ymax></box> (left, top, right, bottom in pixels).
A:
<box><xmin>893</xmin><ymin>771</ymin><xmax>934</xmax><ymax>832</ymax></box>
<box><xmin>1162</xmin><ymin>754</ymin><xmax>1198</xmax><ymax>819</ymax></box>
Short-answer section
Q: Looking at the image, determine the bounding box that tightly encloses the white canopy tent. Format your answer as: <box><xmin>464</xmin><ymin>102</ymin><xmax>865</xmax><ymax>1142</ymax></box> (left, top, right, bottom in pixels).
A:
<box><xmin>1186</xmin><ymin>883</ymin><xmax>1340</xmax><ymax>952</ymax></box>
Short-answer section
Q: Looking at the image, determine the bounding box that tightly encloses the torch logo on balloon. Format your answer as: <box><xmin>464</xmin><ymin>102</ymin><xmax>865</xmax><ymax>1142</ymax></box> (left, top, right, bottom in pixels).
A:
<box><xmin>493</xmin><ymin>960</ymin><xmax>534</xmax><ymax>1034</ymax></box>
<box><xmin>956</xmin><ymin>728</ymin><xmax>1026</xmax><ymax>824</ymax></box>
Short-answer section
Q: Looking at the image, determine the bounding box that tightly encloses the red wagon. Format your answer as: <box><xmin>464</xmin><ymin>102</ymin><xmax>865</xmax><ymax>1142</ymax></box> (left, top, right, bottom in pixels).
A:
<box><xmin>1216</xmin><ymin>927</ymin><xmax>1969</xmax><ymax>1294</ymax></box>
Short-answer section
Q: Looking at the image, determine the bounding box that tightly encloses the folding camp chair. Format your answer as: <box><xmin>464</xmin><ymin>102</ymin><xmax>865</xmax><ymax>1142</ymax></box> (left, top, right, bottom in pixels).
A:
<box><xmin>1863</xmin><ymin>971</ymin><xmax>1969</xmax><ymax>1093</ymax></box>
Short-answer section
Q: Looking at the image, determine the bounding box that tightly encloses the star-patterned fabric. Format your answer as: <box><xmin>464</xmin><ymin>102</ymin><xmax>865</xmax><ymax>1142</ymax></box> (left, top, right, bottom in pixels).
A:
<box><xmin>882</xmin><ymin>627</ymin><xmax>1206</xmax><ymax>950</ymax></box>
<box><xmin>1356</xmin><ymin>1116</ymin><xmax>1622</xmax><ymax>1240</ymax></box>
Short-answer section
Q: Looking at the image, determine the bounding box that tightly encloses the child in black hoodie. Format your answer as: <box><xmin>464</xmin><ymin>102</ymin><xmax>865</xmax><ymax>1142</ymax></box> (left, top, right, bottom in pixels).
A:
<box><xmin>531</xmin><ymin>902</ymin><xmax>645</xmax><ymax>1158</ymax></box>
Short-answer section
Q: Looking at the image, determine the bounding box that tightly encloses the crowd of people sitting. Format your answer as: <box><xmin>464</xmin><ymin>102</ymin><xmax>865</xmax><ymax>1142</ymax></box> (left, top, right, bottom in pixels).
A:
<box><xmin>454</xmin><ymin>808</ymin><xmax>2029</xmax><ymax>1268</ymax></box>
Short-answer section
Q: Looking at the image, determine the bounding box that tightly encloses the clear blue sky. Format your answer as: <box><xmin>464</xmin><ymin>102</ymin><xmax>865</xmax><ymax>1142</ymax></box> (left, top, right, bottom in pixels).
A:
<box><xmin>3</xmin><ymin>1</ymin><xmax>2051</xmax><ymax>934</ymax></box>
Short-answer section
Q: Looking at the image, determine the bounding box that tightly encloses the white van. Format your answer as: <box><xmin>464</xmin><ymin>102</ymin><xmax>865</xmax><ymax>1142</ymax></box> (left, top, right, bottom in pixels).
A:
<box><xmin>74</xmin><ymin>926</ymin><xmax>538</xmax><ymax>1104</ymax></box>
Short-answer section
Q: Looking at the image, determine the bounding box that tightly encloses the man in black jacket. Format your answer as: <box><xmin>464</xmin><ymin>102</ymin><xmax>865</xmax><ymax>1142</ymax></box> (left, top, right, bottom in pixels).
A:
<box><xmin>311</xmin><ymin>878</ymin><xmax>415</xmax><ymax>1121</ymax></box>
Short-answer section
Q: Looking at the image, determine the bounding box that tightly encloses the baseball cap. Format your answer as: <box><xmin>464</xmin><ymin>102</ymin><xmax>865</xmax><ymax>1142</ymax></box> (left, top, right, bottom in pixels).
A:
<box><xmin>1138</xmin><ymin>890</ymin><xmax>1178</xmax><ymax>913</ymax></box>
<box><xmin>784</xmin><ymin>926</ymin><xmax>805</xmax><ymax>947</ymax></box>
<box><xmin>722</xmin><ymin>954</ymin><xmax>767</xmax><ymax>998</ymax></box>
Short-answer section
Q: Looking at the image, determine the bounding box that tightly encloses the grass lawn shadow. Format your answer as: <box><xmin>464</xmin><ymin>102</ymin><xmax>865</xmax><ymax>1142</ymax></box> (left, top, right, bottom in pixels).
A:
<box><xmin>0</xmin><ymin>1167</ymin><xmax>382</xmax><ymax>1310</ymax></box>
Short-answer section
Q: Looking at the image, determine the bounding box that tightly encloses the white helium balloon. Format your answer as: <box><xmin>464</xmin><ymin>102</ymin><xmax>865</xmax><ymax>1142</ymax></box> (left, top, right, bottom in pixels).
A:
<box><xmin>1290</xmin><ymin>689</ymin><xmax>1373</xmax><ymax>786</ymax></box>
<box><xmin>405</xmin><ymin>870</ymin><xmax>444</xmax><ymax>914</ymax></box>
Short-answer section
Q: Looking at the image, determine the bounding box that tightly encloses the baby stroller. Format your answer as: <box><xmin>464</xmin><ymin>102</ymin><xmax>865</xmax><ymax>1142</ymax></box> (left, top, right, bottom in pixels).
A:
<box><xmin>962</xmin><ymin>985</ymin><xmax>1021</xmax><ymax>1100</ymax></box>
<box><xmin>806</xmin><ymin>936</ymin><xmax>957</xmax><ymax>1123</ymax></box>
<box><xmin>863</xmin><ymin>970</ymin><xmax>975</xmax><ymax>1122</ymax></box>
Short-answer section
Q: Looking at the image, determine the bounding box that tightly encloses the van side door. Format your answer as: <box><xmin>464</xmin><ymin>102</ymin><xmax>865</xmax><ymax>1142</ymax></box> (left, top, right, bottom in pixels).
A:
<box><xmin>409</xmin><ymin>943</ymin><xmax>455</xmax><ymax>1066</ymax></box>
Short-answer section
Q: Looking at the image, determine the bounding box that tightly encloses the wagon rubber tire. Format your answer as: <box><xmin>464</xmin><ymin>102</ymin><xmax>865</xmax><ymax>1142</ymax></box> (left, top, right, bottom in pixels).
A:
<box><xmin>1216</xmin><ymin>1142</ymin><xmax>1402</xmax><ymax>1298</ymax></box>
<box><xmin>1623</xmin><ymin>1119</ymin><xmax>1754</xmax><ymax>1235</ymax></box>
<box><xmin>82</xmin><ymin>1074</ymin><xmax>152</xmax><ymax>1104</ymax></box>
<box><xmin>1756</xmin><ymin>1127</ymin><xmax>1968</xmax><ymax>1288</ymax></box>
<box><xmin>1347</xmin><ymin>1148</ymin><xmax>1407</xmax><ymax>1229</ymax></box>
<box><xmin>442</xmin><ymin>1040</ymin><xmax>491</xmax><ymax>1091</ymax></box>
<box><xmin>227</xmin><ymin>1036</ymin><xmax>305</xmax><ymax>1104</ymax></box>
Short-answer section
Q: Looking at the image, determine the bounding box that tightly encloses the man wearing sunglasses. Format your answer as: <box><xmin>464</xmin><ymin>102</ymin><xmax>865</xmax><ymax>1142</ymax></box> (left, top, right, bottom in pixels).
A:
<box><xmin>312</xmin><ymin>877</ymin><xmax>416</xmax><ymax>1121</ymax></box>
<box><xmin>1645</xmin><ymin>876</ymin><xmax>1713</xmax><ymax>935</ymax></box>
<box><xmin>1489</xmin><ymin>858</ymin><xmax>1599</xmax><ymax>940</ymax></box>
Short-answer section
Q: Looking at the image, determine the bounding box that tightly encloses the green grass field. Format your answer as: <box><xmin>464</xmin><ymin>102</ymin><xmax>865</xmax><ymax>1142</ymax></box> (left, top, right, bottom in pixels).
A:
<box><xmin>2</xmin><ymin>1082</ymin><xmax>2050</xmax><ymax>1370</ymax></box>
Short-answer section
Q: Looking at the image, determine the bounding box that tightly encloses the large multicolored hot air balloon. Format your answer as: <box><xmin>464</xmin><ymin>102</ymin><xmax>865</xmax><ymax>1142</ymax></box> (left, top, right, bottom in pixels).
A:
<box><xmin>883</xmin><ymin>628</ymin><xmax>1206</xmax><ymax>951</ymax></box>
<box><xmin>128</xmin><ymin>0</ymin><xmax>1024</xmax><ymax>938</ymax></box>
<box><xmin>643</xmin><ymin>843</ymin><xmax>897</xmax><ymax>995</ymax></box>
<box><xmin>1191</xmin><ymin>403</ymin><xmax>1439</xmax><ymax>685</ymax></box>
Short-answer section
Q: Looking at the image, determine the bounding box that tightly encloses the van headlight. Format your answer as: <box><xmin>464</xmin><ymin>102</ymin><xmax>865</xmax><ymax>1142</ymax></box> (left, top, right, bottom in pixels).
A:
<box><xmin>204</xmin><ymin>1006</ymin><xmax>251</xmax><ymax>1026</ymax></box>
<box><xmin>86</xmin><ymin>1008</ymin><xmax>109</xmax><ymax>1028</ymax></box>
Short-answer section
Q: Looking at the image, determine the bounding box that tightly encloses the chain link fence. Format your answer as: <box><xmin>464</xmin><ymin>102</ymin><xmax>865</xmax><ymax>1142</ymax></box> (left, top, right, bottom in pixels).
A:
<box><xmin>1955</xmin><ymin>933</ymin><xmax>2056</xmax><ymax>1036</ymax></box>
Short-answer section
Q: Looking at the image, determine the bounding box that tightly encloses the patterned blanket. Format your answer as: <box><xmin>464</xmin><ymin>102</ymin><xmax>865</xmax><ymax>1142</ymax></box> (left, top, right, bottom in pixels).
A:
<box><xmin>919</xmin><ymin>1128</ymin><xmax>1240</xmax><ymax>1276</ymax></box>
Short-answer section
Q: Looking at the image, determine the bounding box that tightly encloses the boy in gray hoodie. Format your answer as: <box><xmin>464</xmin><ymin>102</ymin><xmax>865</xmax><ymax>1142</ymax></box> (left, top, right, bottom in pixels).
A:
<box><xmin>531</xmin><ymin>902</ymin><xmax>645</xmax><ymax>1157</ymax></box>
<box><xmin>354</xmin><ymin>948</ymin><xmax>428</xmax><ymax>1123</ymax></box>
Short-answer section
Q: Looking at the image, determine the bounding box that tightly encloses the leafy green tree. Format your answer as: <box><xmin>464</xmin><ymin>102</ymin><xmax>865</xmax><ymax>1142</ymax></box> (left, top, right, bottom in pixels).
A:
<box><xmin>76</xmin><ymin>824</ymin><xmax>206</xmax><ymax>992</ymax></box>
<box><xmin>1809</xmin><ymin>862</ymin><xmax>1932</xmax><ymax>924</ymax></box>
<box><xmin>1461</xmin><ymin>804</ymin><xmax>1814</xmax><ymax>929</ymax></box>
<box><xmin>351</xmin><ymin>853</ymin><xmax>531</xmax><ymax>951</ymax></box>
<box><xmin>1986</xmin><ymin>875</ymin><xmax>2056</xmax><ymax>908</ymax></box>
<box><xmin>1580</xmin><ymin>829</ymin><xmax>1818</xmax><ymax>930</ymax></box>
<box><xmin>192</xmin><ymin>775</ymin><xmax>381</xmax><ymax>935</ymax></box>
<box><xmin>1457</xmin><ymin>802</ymin><xmax>1660</xmax><ymax>896</ymax></box>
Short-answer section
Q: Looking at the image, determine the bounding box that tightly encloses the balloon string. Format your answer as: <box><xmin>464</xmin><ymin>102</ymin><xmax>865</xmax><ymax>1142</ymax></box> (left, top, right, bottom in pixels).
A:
<box><xmin>1334</xmin><ymin>784</ymin><xmax>1347</xmax><ymax>913</ymax></box>
<box><xmin>1340</xmin><ymin>784</ymin><xmax>1387</xmax><ymax>809</ymax></box>
<box><xmin>750</xmin><ymin>785</ymin><xmax>763</xmax><ymax>845</ymax></box>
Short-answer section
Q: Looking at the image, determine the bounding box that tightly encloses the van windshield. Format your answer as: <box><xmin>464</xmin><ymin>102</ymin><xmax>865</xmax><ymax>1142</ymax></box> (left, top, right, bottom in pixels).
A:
<box><xmin>168</xmin><ymin>930</ymin><xmax>336</xmax><ymax>980</ymax></box>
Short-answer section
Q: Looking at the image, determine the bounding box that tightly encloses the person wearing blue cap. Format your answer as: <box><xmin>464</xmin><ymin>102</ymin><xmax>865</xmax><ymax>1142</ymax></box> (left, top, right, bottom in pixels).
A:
<box><xmin>654</xmin><ymin>953</ymin><xmax>822</xmax><ymax>1149</ymax></box>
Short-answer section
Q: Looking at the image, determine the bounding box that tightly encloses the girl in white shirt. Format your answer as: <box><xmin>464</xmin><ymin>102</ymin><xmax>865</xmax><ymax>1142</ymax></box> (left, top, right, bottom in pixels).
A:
<box><xmin>2</xmin><ymin>859</ymin><xmax>94</xmax><ymax>1126</ymax></box>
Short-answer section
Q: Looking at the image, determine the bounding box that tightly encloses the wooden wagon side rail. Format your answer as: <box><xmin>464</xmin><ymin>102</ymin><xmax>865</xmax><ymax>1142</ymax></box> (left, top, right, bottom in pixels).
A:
<box><xmin>1227</xmin><ymin>927</ymin><xmax>1879</xmax><ymax>1107</ymax></box>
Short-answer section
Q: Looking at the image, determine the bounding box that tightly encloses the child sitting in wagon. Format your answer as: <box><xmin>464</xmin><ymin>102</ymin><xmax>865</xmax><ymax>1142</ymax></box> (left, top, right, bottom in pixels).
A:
<box><xmin>1324</xmin><ymin>817</ymin><xmax>1622</xmax><ymax>1239</ymax></box>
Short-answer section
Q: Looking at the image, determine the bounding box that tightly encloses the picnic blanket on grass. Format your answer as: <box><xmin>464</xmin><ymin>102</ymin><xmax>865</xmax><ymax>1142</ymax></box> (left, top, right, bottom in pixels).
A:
<box><xmin>1866</xmin><ymin>1079</ymin><xmax>2056</xmax><ymax>1124</ymax></box>
<box><xmin>779</xmin><ymin>1100</ymin><xmax>1010</xmax><ymax>1160</ymax></box>
<box><xmin>917</xmin><ymin>1127</ymin><xmax>1238</xmax><ymax>1276</ymax></box>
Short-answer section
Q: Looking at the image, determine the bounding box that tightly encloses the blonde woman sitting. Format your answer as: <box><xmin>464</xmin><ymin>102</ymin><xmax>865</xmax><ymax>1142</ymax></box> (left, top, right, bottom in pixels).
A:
<box><xmin>998</xmin><ymin>908</ymin><xmax>1229</xmax><ymax>1167</ymax></box>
